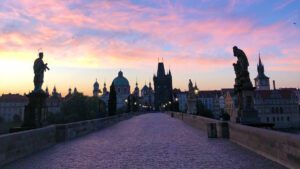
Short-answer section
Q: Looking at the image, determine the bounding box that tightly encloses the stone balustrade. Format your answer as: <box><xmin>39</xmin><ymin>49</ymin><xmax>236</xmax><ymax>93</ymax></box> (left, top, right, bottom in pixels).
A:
<box><xmin>0</xmin><ymin>125</ymin><xmax>56</xmax><ymax>166</ymax></box>
<box><xmin>166</xmin><ymin>111</ymin><xmax>300</xmax><ymax>169</ymax></box>
<box><xmin>0</xmin><ymin>112</ymin><xmax>141</xmax><ymax>167</ymax></box>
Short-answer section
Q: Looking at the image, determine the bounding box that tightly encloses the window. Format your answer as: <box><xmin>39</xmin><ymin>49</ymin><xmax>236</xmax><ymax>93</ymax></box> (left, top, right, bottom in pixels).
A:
<box><xmin>273</xmin><ymin>117</ymin><xmax>275</xmax><ymax>122</ymax></box>
<box><xmin>266</xmin><ymin>117</ymin><xmax>269</xmax><ymax>122</ymax></box>
<box><xmin>287</xmin><ymin>117</ymin><xmax>290</xmax><ymax>121</ymax></box>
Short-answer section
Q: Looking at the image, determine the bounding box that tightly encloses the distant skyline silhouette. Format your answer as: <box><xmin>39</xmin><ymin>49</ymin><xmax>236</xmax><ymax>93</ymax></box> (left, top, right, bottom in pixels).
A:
<box><xmin>0</xmin><ymin>0</ymin><xmax>299</xmax><ymax>95</ymax></box>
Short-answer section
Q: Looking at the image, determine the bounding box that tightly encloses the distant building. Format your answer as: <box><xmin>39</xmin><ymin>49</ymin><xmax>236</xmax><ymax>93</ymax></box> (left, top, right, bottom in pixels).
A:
<box><xmin>153</xmin><ymin>62</ymin><xmax>173</xmax><ymax>110</ymax></box>
<box><xmin>0</xmin><ymin>94</ymin><xmax>28</xmax><ymax>122</ymax></box>
<box><xmin>176</xmin><ymin>91</ymin><xmax>188</xmax><ymax>112</ymax></box>
<box><xmin>64</xmin><ymin>88</ymin><xmax>73</xmax><ymax>101</ymax></box>
<box><xmin>140</xmin><ymin>82</ymin><xmax>154</xmax><ymax>109</ymax></box>
<box><xmin>47</xmin><ymin>86</ymin><xmax>62</xmax><ymax>114</ymax></box>
<box><xmin>196</xmin><ymin>90</ymin><xmax>222</xmax><ymax>118</ymax></box>
<box><xmin>224</xmin><ymin>90</ymin><xmax>238</xmax><ymax>122</ymax></box>
<box><xmin>295</xmin><ymin>89</ymin><xmax>300</xmax><ymax>105</ymax></box>
<box><xmin>254</xmin><ymin>89</ymin><xmax>300</xmax><ymax>128</ymax></box>
<box><xmin>112</xmin><ymin>71</ymin><xmax>130</xmax><ymax>110</ymax></box>
<box><xmin>93</xmin><ymin>79</ymin><xmax>101</xmax><ymax>97</ymax></box>
<box><xmin>254</xmin><ymin>55</ymin><xmax>270</xmax><ymax>90</ymax></box>
<box><xmin>225</xmin><ymin>88</ymin><xmax>300</xmax><ymax>128</ymax></box>
<box><xmin>133</xmin><ymin>81</ymin><xmax>140</xmax><ymax>98</ymax></box>
<box><xmin>100</xmin><ymin>82</ymin><xmax>109</xmax><ymax>111</ymax></box>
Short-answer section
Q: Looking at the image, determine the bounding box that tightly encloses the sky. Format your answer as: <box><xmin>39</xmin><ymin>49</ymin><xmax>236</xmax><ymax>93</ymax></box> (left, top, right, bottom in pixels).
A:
<box><xmin>0</xmin><ymin>0</ymin><xmax>300</xmax><ymax>96</ymax></box>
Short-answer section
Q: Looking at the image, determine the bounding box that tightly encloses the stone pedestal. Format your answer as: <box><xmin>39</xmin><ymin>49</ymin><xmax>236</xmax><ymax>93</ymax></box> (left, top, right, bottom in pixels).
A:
<box><xmin>22</xmin><ymin>91</ymin><xmax>48</xmax><ymax>128</ymax></box>
<box><xmin>236</xmin><ymin>90</ymin><xmax>260</xmax><ymax>124</ymax></box>
<box><xmin>187</xmin><ymin>98</ymin><xmax>197</xmax><ymax>115</ymax></box>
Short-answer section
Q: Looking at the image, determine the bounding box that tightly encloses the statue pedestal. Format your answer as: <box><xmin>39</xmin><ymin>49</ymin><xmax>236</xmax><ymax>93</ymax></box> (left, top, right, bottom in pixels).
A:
<box><xmin>187</xmin><ymin>98</ymin><xmax>197</xmax><ymax>115</ymax></box>
<box><xmin>237</xmin><ymin>90</ymin><xmax>260</xmax><ymax>124</ymax></box>
<box><xmin>22</xmin><ymin>91</ymin><xmax>48</xmax><ymax>128</ymax></box>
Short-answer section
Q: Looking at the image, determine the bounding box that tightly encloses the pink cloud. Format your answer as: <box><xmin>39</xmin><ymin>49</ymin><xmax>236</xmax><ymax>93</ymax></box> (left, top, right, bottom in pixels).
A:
<box><xmin>0</xmin><ymin>0</ymin><xmax>300</xmax><ymax>73</ymax></box>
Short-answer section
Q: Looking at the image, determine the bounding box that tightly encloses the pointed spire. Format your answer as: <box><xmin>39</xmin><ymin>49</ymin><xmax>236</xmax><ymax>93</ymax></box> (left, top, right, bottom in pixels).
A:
<box><xmin>258</xmin><ymin>52</ymin><xmax>262</xmax><ymax>66</ymax></box>
<box><xmin>195</xmin><ymin>81</ymin><xmax>198</xmax><ymax>90</ymax></box>
<box><xmin>74</xmin><ymin>87</ymin><xmax>77</xmax><ymax>94</ymax></box>
<box><xmin>52</xmin><ymin>85</ymin><xmax>57</xmax><ymax>95</ymax></box>
<box><xmin>45</xmin><ymin>86</ymin><xmax>49</xmax><ymax>95</ymax></box>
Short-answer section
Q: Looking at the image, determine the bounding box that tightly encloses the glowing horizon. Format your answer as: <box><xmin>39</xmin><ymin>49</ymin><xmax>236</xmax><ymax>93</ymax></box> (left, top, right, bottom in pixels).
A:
<box><xmin>0</xmin><ymin>0</ymin><xmax>300</xmax><ymax>96</ymax></box>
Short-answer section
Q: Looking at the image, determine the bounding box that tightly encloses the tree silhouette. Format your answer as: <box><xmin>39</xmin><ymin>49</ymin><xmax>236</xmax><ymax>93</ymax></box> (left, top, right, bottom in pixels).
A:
<box><xmin>196</xmin><ymin>101</ymin><xmax>213</xmax><ymax>118</ymax></box>
<box><xmin>108</xmin><ymin>83</ymin><xmax>117</xmax><ymax>116</ymax></box>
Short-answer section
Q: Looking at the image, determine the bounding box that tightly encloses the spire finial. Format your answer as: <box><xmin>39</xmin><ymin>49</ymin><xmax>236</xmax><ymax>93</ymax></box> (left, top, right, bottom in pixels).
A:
<box><xmin>258</xmin><ymin>52</ymin><xmax>262</xmax><ymax>65</ymax></box>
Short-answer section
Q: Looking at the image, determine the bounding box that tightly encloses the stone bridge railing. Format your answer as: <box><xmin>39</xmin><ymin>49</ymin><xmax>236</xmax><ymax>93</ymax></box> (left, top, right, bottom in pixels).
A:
<box><xmin>0</xmin><ymin>112</ymin><xmax>143</xmax><ymax>167</ymax></box>
<box><xmin>166</xmin><ymin>111</ymin><xmax>300</xmax><ymax>169</ymax></box>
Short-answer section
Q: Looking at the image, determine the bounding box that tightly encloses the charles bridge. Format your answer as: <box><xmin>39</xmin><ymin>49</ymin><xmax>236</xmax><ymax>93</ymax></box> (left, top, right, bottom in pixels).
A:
<box><xmin>1</xmin><ymin>112</ymin><xmax>299</xmax><ymax>169</ymax></box>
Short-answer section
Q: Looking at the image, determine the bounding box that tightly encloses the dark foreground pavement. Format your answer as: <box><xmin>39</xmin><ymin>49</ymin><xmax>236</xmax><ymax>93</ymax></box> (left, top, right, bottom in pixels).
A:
<box><xmin>3</xmin><ymin>113</ymin><xmax>286</xmax><ymax>169</ymax></box>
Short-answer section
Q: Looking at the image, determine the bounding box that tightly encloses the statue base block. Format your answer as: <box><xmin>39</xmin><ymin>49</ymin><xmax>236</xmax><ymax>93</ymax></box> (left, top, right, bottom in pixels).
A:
<box><xmin>22</xmin><ymin>91</ymin><xmax>48</xmax><ymax>128</ymax></box>
<box><xmin>236</xmin><ymin>90</ymin><xmax>260</xmax><ymax>125</ymax></box>
<box><xmin>187</xmin><ymin>98</ymin><xmax>197</xmax><ymax>115</ymax></box>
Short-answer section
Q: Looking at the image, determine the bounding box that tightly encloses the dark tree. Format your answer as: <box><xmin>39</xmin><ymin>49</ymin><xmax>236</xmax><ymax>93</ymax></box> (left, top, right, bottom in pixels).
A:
<box><xmin>61</xmin><ymin>92</ymin><xmax>87</xmax><ymax>123</ymax></box>
<box><xmin>196</xmin><ymin>101</ymin><xmax>213</xmax><ymax>118</ymax></box>
<box><xmin>85</xmin><ymin>97</ymin><xmax>101</xmax><ymax>119</ymax></box>
<box><xmin>108</xmin><ymin>83</ymin><xmax>117</xmax><ymax>116</ymax></box>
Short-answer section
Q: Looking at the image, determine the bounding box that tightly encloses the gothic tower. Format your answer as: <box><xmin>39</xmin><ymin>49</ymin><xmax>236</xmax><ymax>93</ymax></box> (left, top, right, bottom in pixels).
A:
<box><xmin>93</xmin><ymin>79</ymin><xmax>100</xmax><ymax>97</ymax></box>
<box><xmin>133</xmin><ymin>81</ymin><xmax>139</xmax><ymax>97</ymax></box>
<box><xmin>254</xmin><ymin>54</ymin><xmax>270</xmax><ymax>90</ymax></box>
<box><xmin>153</xmin><ymin>61</ymin><xmax>173</xmax><ymax>110</ymax></box>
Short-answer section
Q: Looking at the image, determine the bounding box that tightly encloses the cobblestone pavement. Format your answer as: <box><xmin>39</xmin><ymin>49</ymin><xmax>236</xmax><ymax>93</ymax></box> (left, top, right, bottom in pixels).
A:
<box><xmin>3</xmin><ymin>113</ymin><xmax>286</xmax><ymax>169</ymax></box>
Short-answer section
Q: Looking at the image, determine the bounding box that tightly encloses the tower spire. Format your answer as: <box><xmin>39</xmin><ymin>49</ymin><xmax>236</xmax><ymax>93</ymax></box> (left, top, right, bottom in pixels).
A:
<box><xmin>258</xmin><ymin>52</ymin><xmax>262</xmax><ymax>66</ymax></box>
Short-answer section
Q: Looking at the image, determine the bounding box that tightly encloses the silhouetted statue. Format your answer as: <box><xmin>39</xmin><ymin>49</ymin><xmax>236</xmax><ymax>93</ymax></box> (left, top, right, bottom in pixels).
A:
<box><xmin>233</xmin><ymin>46</ymin><xmax>253</xmax><ymax>91</ymax></box>
<box><xmin>33</xmin><ymin>52</ymin><xmax>49</xmax><ymax>92</ymax></box>
<box><xmin>232</xmin><ymin>46</ymin><xmax>258</xmax><ymax>124</ymax></box>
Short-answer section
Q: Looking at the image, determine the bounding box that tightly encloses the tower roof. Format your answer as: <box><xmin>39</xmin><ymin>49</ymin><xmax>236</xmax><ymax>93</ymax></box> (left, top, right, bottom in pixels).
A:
<box><xmin>94</xmin><ymin>79</ymin><xmax>99</xmax><ymax>88</ymax></box>
<box><xmin>255</xmin><ymin>53</ymin><xmax>269</xmax><ymax>79</ymax></box>
<box><xmin>113</xmin><ymin>70</ymin><xmax>130</xmax><ymax>86</ymax></box>
<box><xmin>157</xmin><ymin>62</ymin><xmax>166</xmax><ymax>77</ymax></box>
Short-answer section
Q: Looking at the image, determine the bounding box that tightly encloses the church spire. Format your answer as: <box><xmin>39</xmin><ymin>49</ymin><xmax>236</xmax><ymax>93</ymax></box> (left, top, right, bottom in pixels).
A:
<box><xmin>258</xmin><ymin>52</ymin><xmax>262</xmax><ymax>66</ymax></box>
<box><xmin>257</xmin><ymin>53</ymin><xmax>265</xmax><ymax>77</ymax></box>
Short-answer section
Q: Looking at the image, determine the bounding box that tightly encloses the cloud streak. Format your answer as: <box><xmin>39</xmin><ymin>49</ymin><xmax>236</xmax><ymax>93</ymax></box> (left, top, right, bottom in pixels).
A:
<box><xmin>0</xmin><ymin>0</ymin><xmax>300</xmax><ymax>94</ymax></box>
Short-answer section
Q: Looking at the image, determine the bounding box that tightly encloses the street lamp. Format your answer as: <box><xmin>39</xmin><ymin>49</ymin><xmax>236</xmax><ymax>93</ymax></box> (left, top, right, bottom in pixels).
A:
<box><xmin>195</xmin><ymin>89</ymin><xmax>199</xmax><ymax>95</ymax></box>
<box><xmin>125</xmin><ymin>99</ymin><xmax>128</xmax><ymax>103</ymax></box>
<box><xmin>175</xmin><ymin>98</ymin><xmax>178</xmax><ymax>102</ymax></box>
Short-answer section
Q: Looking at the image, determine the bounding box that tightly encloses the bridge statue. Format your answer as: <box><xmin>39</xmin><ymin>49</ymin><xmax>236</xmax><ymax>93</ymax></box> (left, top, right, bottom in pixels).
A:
<box><xmin>187</xmin><ymin>79</ymin><xmax>197</xmax><ymax>115</ymax></box>
<box><xmin>232</xmin><ymin>46</ymin><xmax>259</xmax><ymax>124</ymax></box>
<box><xmin>34</xmin><ymin>52</ymin><xmax>50</xmax><ymax>92</ymax></box>
<box><xmin>19</xmin><ymin>51</ymin><xmax>50</xmax><ymax>130</ymax></box>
